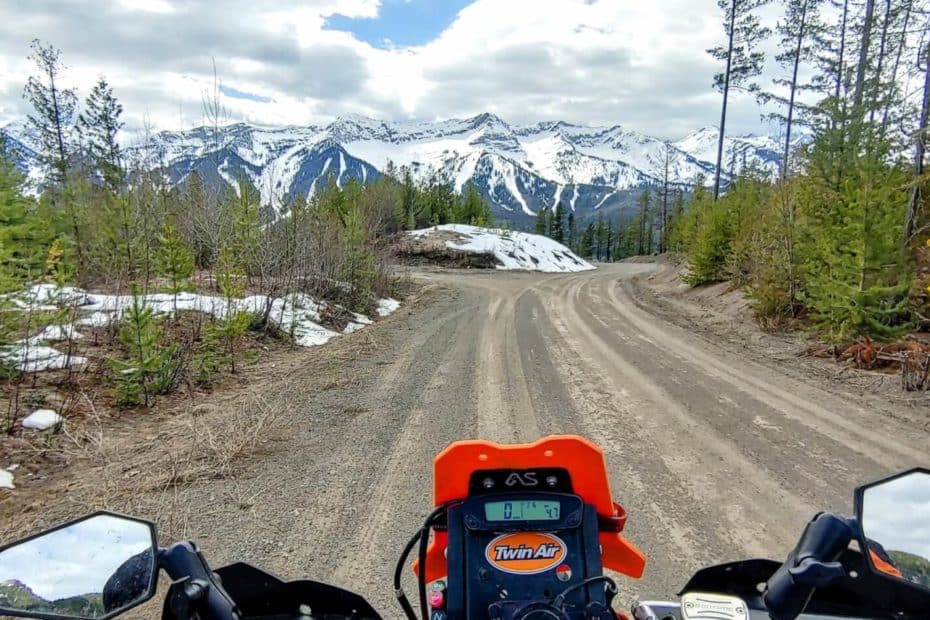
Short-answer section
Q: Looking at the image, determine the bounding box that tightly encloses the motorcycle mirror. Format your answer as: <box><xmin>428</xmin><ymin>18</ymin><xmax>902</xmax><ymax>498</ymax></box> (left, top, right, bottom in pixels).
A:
<box><xmin>0</xmin><ymin>512</ymin><xmax>158</xmax><ymax>620</ymax></box>
<box><xmin>854</xmin><ymin>468</ymin><xmax>930</xmax><ymax>592</ymax></box>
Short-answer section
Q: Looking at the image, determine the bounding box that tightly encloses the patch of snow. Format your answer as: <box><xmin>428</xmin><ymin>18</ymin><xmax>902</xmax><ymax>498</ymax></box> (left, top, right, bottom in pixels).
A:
<box><xmin>409</xmin><ymin>225</ymin><xmax>594</xmax><ymax>273</ymax></box>
<box><xmin>19</xmin><ymin>284</ymin><xmax>89</xmax><ymax>306</ymax></box>
<box><xmin>593</xmin><ymin>190</ymin><xmax>616</xmax><ymax>210</ymax></box>
<box><xmin>0</xmin><ymin>344</ymin><xmax>88</xmax><ymax>373</ymax></box>
<box><xmin>0</xmin><ymin>469</ymin><xmax>13</xmax><ymax>489</ymax></box>
<box><xmin>22</xmin><ymin>409</ymin><xmax>62</xmax><ymax>430</ymax></box>
<box><xmin>552</xmin><ymin>184</ymin><xmax>564</xmax><ymax>209</ymax></box>
<box><xmin>5</xmin><ymin>284</ymin><xmax>398</xmax><ymax>373</ymax></box>
<box><xmin>76</xmin><ymin>311</ymin><xmax>114</xmax><ymax>328</ymax></box>
<box><xmin>34</xmin><ymin>325</ymin><xmax>84</xmax><ymax>343</ymax></box>
<box><xmin>377</xmin><ymin>298</ymin><xmax>400</xmax><ymax>317</ymax></box>
<box><xmin>499</xmin><ymin>163</ymin><xmax>533</xmax><ymax>216</ymax></box>
<box><xmin>343</xmin><ymin>321</ymin><xmax>367</xmax><ymax>334</ymax></box>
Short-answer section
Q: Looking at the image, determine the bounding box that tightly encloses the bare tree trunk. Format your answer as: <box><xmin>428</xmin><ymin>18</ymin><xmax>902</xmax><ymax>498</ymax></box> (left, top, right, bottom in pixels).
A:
<box><xmin>783</xmin><ymin>0</ymin><xmax>809</xmax><ymax>179</ymax></box>
<box><xmin>880</xmin><ymin>0</ymin><xmax>912</xmax><ymax>132</ymax></box>
<box><xmin>906</xmin><ymin>38</ymin><xmax>930</xmax><ymax>243</ymax></box>
<box><xmin>869</xmin><ymin>0</ymin><xmax>892</xmax><ymax>125</ymax></box>
<box><xmin>835</xmin><ymin>0</ymin><xmax>849</xmax><ymax>102</ymax></box>
<box><xmin>853</xmin><ymin>0</ymin><xmax>876</xmax><ymax>110</ymax></box>
<box><xmin>662</xmin><ymin>144</ymin><xmax>670</xmax><ymax>252</ymax></box>
<box><xmin>714</xmin><ymin>0</ymin><xmax>738</xmax><ymax>200</ymax></box>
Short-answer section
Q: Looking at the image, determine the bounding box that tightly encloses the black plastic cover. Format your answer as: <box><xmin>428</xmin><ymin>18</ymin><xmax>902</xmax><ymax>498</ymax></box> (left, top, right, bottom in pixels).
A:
<box><xmin>213</xmin><ymin>562</ymin><xmax>382</xmax><ymax>620</ymax></box>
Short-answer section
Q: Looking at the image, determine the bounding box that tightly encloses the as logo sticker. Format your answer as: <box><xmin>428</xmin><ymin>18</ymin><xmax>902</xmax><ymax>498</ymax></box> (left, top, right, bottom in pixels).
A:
<box><xmin>485</xmin><ymin>532</ymin><xmax>567</xmax><ymax>575</ymax></box>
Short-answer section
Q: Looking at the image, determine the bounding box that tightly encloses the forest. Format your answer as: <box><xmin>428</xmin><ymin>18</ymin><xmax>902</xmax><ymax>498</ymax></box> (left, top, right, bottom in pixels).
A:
<box><xmin>626</xmin><ymin>0</ymin><xmax>927</xmax><ymax>348</ymax></box>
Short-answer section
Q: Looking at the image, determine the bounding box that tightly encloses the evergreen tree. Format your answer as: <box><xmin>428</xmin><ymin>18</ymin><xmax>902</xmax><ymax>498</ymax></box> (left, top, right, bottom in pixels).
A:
<box><xmin>604</xmin><ymin>221</ymin><xmax>614</xmax><ymax>261</ymax></box>
<box><xmin>209</xmin><ymin>246</ymin><xmax>252</xmax><ymax>373</ymax></box>
<box><xmin>708</xmin><ymin>0</ymin><xmax>771</xmax><ymax>198</ymax></box>
<box><xmin>78</xmin><ymin>77</ymin><xmax>124</xmax><ymax>192</ymax></box>
<box><xmin>567</xmin><ymin>211</ymin><xmax>576</xmax><ymax>248</ymax></box>
<box><xmin>0</xmin><ymin>153</ymin><xmax>53</xmax><ymax>282</ymax></box>
<box><xmin>535</xmin><ymin>206</ymin><xmax>551</xmax><ymax>236</ymax></box>
<box><xmin>157</xmin><ymin>221</ymin><xmax>195</xmax><ymax>312</ymax></box>
<box><xmin>23</xmin><ymin>40</ymin><xmax>76</xmax><ymax>186</ymax></box>
<box><xmin>801</xmin><ymin>136</ymin><xmax>912</xmax><ymax>340</ymax></box>
<box><xmin>637</xmin><ymin>188</ymin><xmax>652</xmax><ymax>255</ymax></box>
<box><xmin>760</xmin><ymin>0</ymin><xmax>823</xmax><ymax>178</ymax></box>
<box><xmin>905</xmin><ymin>12</ymin><xmax>929</xmax><ymax>242</ymax></box>
<box><xmin>456</xmin><ymin>183</ymin><xmax>492</xmax><ymax>225</ymax></box>
<box><xmin>110</xmin><ymin>285</ymin><xmax>179</xmax><ymax>406</ymax></box>
<box><xmin>551</xmin><ymin>201</ymin><xmax>566</xmax><ymax>243</ymax></box>
<box><xmin>580</xmin><ymin>222</ymin><xmax>596</xmax><ymax>258</ymax></box>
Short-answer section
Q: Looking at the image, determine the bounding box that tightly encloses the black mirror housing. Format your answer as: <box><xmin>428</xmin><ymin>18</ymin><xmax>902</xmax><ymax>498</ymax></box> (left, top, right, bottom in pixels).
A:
<box><xmin>0</xmin><ymin>511</ymin><xmax>158</xmax><ymax>620</ymax></box>
<box><xmin>854</xmin><ymin>467</ymin><xmax>930</xmax><ymax>595</ymax></box>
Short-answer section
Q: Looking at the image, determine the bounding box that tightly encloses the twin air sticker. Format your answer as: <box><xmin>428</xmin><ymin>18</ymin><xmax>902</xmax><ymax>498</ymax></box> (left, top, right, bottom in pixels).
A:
<box><xmin>485</xmin><ymin>532</ymin><xmax>568</xmax><ymax>575</ymax></box>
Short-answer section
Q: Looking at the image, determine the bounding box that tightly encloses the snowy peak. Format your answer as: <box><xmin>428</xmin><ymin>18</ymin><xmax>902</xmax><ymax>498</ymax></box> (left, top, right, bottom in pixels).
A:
<box><xmin>11</xmin><ymin>114</ymin><xmax>782</xmax><ymax>223</ymax></box>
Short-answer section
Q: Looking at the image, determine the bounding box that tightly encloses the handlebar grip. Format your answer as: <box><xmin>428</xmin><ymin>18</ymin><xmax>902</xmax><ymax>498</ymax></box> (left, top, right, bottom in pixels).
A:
<box><xmin>763</xmin><ymin>513</ymin><xmax>854</xmax><ymax>620</ymax></box>
<box><xmin>160</xmin><ymin>542</ymin><xmax>240</xmax><ymax>620</ymax></box>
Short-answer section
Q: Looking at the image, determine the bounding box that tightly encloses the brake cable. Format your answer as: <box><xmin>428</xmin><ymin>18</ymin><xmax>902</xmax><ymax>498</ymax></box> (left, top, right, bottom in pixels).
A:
<box><xmin>394</xmin><ymin>501</ymin><xmax>460</xmax><ymax>620</ymax></box>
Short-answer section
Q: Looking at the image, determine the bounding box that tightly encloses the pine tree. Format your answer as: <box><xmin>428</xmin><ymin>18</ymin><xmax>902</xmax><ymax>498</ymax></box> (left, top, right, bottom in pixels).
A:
<box><xmin>595</xmin><ymin>215</ymin><xmax>606</xmax><ymax>260</ymax></box>
<box><xmin>801</xmin><ymin>135</ymin><xmax>913</xmax><ymax>341</ymax></box>
<box><xmin>708</xmin><ymin>0</ymin><xmax>772</xmax><ymax>198</ymax></box>
<box><xmin>535</xmin><ymin>206</ymin><xmax>551</xmax><ymax>236</ymax></box>
<box><xmin>567</xmin><ymin>211</ymin><xmax>576</xmax><ymax>249</ymax></box>
<box><xmin>580</xmin><ymin>222</ymin><xmax>596</xmax><ymax>258</ymax></box>
<box><xmin>760</xmin><ymin>0</ymin><xmax>823</xmax><ymax>178</ymax></box>
<box><xmin>637</xmin><ymin>188</ymin><xmax>652</xmax><ymax>255</ymax></box>
<box><xmin>604</xmin><ymin>221</ymin><xmax>614</xmax><ymax>261</ymax></box>
<box><xmin>456</xmin><ymin>183</ymin><xmax>492</xmax><ymax>226</ymax></box>
<box><xmin>23</xmin><ymin>40</ymin><xmax>76</xmax><ymax>186</ymax></box>
<box><xmin>209</xmin><ymin>246</ymin><xmax>252</xmax><ymax>373</ymax></box>
<box><xmin>0</xmin><ymin>153</ymin><xmax>53</xmax><ymax>282</ymax></box>
<box><xmin>905</xmin><ymin>13</ymin><xmax>929</xmax><ymax>242</ymax></box>
<box><xmin>110</xmin><ymin>285</ymin><xmax>179</xmax><ymax>406</ymax></box>
<box><xmin>77</xmin><ymin>77</ymin><xmax>124</xmax><ymax>192</ymax></box>
<box><xmin>156</xmin><ymin>222</ymin><xmax>195</xmax><ymax>315</ymax></box>
<box><xmin>648</xmin><ymin>142</ymin><xmax>678</xmax><ymax>252</ymax></box>
<box><xmin>551</xmin><ymin>201</ymin><xmax>566</xmax><ymax>243</ymax></box>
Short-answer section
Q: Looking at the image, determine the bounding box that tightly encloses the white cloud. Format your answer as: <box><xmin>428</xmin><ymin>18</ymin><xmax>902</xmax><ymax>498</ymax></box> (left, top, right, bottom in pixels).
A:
<box><xmin>0</xmin><ymin>0</ymin><xmax>808</xmax><ymax>139</ymax></box>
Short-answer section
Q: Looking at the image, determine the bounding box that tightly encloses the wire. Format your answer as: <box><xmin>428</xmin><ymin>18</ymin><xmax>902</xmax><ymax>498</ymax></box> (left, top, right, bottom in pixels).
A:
<box><xmin>393</xmin><ymin>501</ymin><xmax>459</xmax><ymax>620</ymax></box>
<box><xmin>552</xmin><ymin>575</ymin><xmax>618</xmax><ymax>610</ymax></box>
<box><xmin>394</xmin><ymin>530</ymin><xmax>421</xmax><ymax>620</ymax></box>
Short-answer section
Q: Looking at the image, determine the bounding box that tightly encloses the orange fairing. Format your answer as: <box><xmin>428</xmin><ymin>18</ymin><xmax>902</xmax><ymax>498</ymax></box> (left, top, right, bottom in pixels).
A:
<box><xmin>414</xmin><ymin>435</ymin><xmax>646</xmax><ymax>583</ymax></box>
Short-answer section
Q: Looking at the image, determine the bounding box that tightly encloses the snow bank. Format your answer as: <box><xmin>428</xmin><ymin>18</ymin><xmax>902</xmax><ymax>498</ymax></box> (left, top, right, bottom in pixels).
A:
<box><xmin>21</xmin><ymin>409</ymin><xmax>62</xmax><ymax>430</ymax></box>
<box><xmin>377</xmin><ymin>298</ymin><xmax>400</xmax><ymax>317</ymax></box>
<box><xmin>2</xmin><ymin>285</ymin><xmax>402</xmax><ymax>372</ymax></box>
<box><xmin>34</xmin><ymin>325</ymin><xmax>84</xmax><ymax>343</ymax></box>
<box><xmin>0</xmin><ymin>469</ymin><xmax>13</xmax><ymax>490</ymax></box>
<box><xmin>409</xmin><ymin>224</ymin><xmax>595</xmax><ymax>273</ymax></box>
<box><xmin>0</xmin><ymin>344</ymin><xmax>88</xmax><ymax>373</ymax></box>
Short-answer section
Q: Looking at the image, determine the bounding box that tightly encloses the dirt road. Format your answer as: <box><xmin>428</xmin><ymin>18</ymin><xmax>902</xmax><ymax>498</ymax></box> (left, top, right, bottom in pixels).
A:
<box><xmin>187</xmin><ymin>263</ymin><xmax>928</xmax><ymax>617</ymax></box>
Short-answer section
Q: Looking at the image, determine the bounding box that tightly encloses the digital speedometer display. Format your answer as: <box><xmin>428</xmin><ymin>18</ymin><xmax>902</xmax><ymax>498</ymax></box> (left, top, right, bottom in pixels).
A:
<box><xmin>484</xmin><ymin>500</ymin><xmax>561</xmax><ymax>521</ymax></box>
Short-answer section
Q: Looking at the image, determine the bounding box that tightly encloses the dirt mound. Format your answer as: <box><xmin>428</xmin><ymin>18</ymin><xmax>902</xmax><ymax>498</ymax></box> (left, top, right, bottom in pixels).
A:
<box><xmin>391</xmin><ymin>231</ymin><xmax>498</xmax><ymax>269</ymax></box>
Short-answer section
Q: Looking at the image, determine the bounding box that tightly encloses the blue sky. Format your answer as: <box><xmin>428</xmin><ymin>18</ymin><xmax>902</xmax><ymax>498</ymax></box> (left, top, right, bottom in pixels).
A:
<box><xmin>220</xmin><ymin>85</ymin><xmax>272</xmax><ymax>104</ymax></box>
<box><xmin>325</xmin><ymin>0</ymin><xmax>473</xmax><ymax>49</ymax></box>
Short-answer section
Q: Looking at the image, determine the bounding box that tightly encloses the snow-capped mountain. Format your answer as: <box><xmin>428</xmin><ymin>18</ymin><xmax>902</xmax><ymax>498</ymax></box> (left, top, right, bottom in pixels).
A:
<box><xmin>3</xmin><ymin>114</ymin><xmax>784</xmax><ymax>224</ymax></box>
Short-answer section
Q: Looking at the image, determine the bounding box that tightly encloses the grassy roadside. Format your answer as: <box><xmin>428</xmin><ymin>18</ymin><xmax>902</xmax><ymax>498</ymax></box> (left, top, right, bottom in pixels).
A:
<box><xmin>0</xmin><ymin>279</ymin><xmax>432</xmax><ymax>546</ymax></box>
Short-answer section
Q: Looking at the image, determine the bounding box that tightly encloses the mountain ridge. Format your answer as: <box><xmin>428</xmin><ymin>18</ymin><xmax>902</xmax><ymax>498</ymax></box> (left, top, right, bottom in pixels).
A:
<box><xmin>2</xmin><ymin>114</ymin><xmax>786</xmax><ymax>224</ymax></box>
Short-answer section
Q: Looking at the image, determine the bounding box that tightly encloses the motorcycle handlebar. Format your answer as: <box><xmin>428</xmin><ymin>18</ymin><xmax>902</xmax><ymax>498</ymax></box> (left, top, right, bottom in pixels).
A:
<box><xmin>763</xmin><ymin>513</ymin><xmax>855</xmax><ymax>620</ymax></box>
